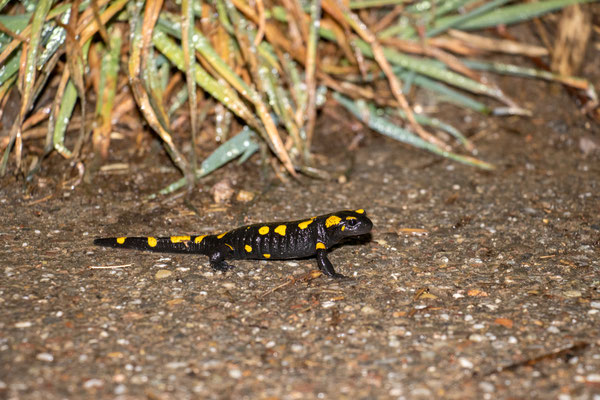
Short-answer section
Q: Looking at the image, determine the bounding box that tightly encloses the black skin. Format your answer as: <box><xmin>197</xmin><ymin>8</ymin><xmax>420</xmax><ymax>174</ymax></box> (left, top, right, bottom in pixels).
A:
<box><xmin>94</xmin><ymin>209</ymin><xmax>373</xmax><ymax>278</ymax></box>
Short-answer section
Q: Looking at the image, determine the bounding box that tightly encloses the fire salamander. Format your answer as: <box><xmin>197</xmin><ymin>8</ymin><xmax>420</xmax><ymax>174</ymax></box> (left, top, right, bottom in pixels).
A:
<box><xmin>94</xmin><ymin>209</ymin><xmax>373</xmax><ymax>278</ymax></box>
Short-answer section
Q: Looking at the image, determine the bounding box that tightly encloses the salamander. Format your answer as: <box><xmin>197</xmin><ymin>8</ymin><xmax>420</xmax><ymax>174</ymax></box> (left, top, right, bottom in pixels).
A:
<box><xmin>94</xmin><ymin>209</ymin><xmax>373</xmax><ymax>278</ymax></box>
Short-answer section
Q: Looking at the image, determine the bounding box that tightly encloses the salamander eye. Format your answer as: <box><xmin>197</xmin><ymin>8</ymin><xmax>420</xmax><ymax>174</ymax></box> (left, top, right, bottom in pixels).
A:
<box><xmin>346</xmin><ymin>218</ymin><xmax>358</xmax><ymax>227</ymax></box>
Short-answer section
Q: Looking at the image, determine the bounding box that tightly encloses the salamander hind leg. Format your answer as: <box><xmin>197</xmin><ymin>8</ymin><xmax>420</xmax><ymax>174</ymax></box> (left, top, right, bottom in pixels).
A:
<box><xmin>208</xmin><ymin>245</ymin><xmax>236</xmax><ymax>272</ymax></box>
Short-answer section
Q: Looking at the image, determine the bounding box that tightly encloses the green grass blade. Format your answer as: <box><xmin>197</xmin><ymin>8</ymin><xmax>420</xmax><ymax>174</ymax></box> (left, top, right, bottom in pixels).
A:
<box><xmin>395</xmin><ymin>69</ymin><xmax>491</xmax><ymax>113</ymax></box>
<box><xmin>349</xmin><ymin>0</ymin><xmax>405</xmax><ymax>8</ymax></box>
<box><xmin>152</xmin><ymin>28</ymin><xmax>256</xmax><ymax>125</ymax></box>
<box><xmin>456</xmin><ymin>0</ymin><xmax>594</xmax><ymax>30</ymax></box>
<box><xmin>151</xmin><ymin>126</ymin><xmax>260</xmax><ymax>198</ymax></box>
<box><xmin>0</xmin><ymin>14</ymin><xmax>30</xmax><ymax>40</ymax></box>
<box><xmin>425</xmin><ymin>0</ymin><xmax>511</xmax><ymax>37</ymax></box>
<box><xmin>1</xmin><ymin>0</ymin><xmax>52</xmax><ymax>174</ymax></box>
<box><xmin>52</xmin><ymin>80</ymin><xmax>78</xmax><ymax>158</ymax></box>
<box><xmin>0</xmin><ymin>49</ymin><xmax>20</xmax><ymax>86</ymax></box>
<box><xmin>334</xmin><ymin>93</ymin><xmax>494</xmax><ymax>170</ymax></box>
<box><xmin>350</xmin><ymin>38</ymin><xmax>507</xmax><ymax>101</ymax></box>
<box><xmin>378</xmin><ymin>0</ymin><xmax>475</xmax><ymax>38</ymax></box>
<box><xmin>157</xmin><ymin>12</ymin><xmax>267</xmax><ymax>114</ymax></box>
<box><xmin>182</xmin><ymin>0</ymin><xmax>199</xmax><ymax>175</ymax></box>
<box><xmin>384</xmin><ymin>105</ymin><xmax>472</xmax><ymax>148</ymax></box>
<box><xmin>93</xmin><ymin>26</ymin><xmax>121</xmax><ymax>156</ymax></box>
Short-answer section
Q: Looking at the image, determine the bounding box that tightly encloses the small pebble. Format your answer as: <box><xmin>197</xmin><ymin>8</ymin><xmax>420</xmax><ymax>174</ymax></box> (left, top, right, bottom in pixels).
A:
<box><xmin>229</xmin><ymin>368</ymin><xmax>242</xmax><ymax>379</ymax></box>
<box><xmin>469</xmin><ymin>334</ymin><xmax>486</xmax><ymax>342</ymax></box>
<box><xmin>291</xmin><ymin>344</ymin><xmax>304</xmax><ymax>353</ymax></box>
<box><xmin>36</xmin><ymin>352</ymin><xmax>53</xmax><ymax>362</ymax></box>
<box><xmin>155</xmin><ymin>269</ymin><xmax>172</xmax><ymax>279</ymax></box>
<box><xmin>458</xmin><ymin>357</ymin><xmax>474</xmax><ymax>369</ymax></box>
<box><xmin>166</xmin><ymin>361</ymin><xmax>188</xmax><ymax>369</ymax></box>
<box><xmin>211</xmin><ymin>179</ymin><xmax>234</xmax><ymax>203</ymax></box>
<box><xmin>547</xmin><ymin>326</ymin><xmax>560</xmax><ymax>334</ymax></box>
<box><xmin>411</xmin><ymin>387</ymin><xmax>431</xmax><ymax>396</ymax></box>
<box><xmin>236</xmin><ymin>190</ymin><xmax>255</xmax><ymax>202</ymax></box>
<box><xmin>361</xmin><ymin>305</ymin><xmax>377</xmax><ymax>315</ymax></box>
<box><xmin>587</xmin><ymin>373</ymin><xmax>600</xmax><ymax>383</ymax></box>
<box><xmin>83</xmin><ymin>379</ymin><xmax>103</xmax><ymax>389</ymax></box>
<box><xmin>479</xmin><ymin>381</ymin><xmax>495</xmax><ymax>393</ymax></box>
<box><xmin>114</xmin><ymin>384</ymin><xmax>127</xmax><ymax>395</ymax></box>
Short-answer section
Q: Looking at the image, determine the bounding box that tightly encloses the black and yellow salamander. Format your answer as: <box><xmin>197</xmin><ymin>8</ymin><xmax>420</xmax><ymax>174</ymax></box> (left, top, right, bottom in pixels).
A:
<box><xmin>94</xmin><ymin>209</ymin><xmax>373</xmax><ymax>278</ymax></box>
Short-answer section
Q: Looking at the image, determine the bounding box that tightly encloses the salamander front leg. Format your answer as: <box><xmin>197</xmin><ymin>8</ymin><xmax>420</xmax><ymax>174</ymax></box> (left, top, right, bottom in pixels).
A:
<box><xmin>316</xmin><ymin>249</ymin><xmax>345</xmax><ymax>278</ymax></box>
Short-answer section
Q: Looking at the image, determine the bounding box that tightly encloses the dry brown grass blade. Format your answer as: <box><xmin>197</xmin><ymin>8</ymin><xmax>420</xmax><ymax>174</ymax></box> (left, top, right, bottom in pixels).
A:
<box><xmin>0</xmin><ymin>0</ymin><xmax>114</xmax><ymax>68</ymax></box>
<box><xmin>323</xmin><ymin>16</ymin><xmax>358</xmax><ymax>67</ymax></box>
<box><xmin>448</xmin><ymin>29</ymin><xmax>549</xmax><ymax>57</ymax></box>
<box><xmin>230</xmin><ymin>0</ymin><xmax>307</xmax><ymax>63</ymax></box>
<box><xmin>90</xmin><ymin>0</ymin><xmax>110</xmax><ymax>46</ymax></box>
<box><xmin>372</xmin><ymin>4</ymin><xmax>405</xmax><ymax>34</ymax></box>
<box><xmin>182</xmin><ymin>0</ymin><xmax>199</xmax><ymax>179</ymax></box>
<box><xmin>324</xmin><ymin>0</ymin><xmax>449</xmax><ymax>151</ymax></box>
<box><xmin>253</xmin><ymin>0</ymin><xmax>266</xmax><ymax>46</ymax></box>
<box><xmin>304</xmin><ymin>1</ymin><xmax>321</xmax><ymax>153</ymax></box>
<box><xmin>214</xmin><ymin>25</ymin><xmax>232</xmax><ymax>64</ymax></box>
<box><xmin>382</xmin><ymin>36</ymin><xmax>480</xmax><ymax>57</ymax></box>
<box><xmin>78</xmin><ymin>0</ymin><xmax>128</xmax><ymax>45</ymax></box>
<box><xmin>3</xmin><ymin>0</ymin><xmax>52</xmax><ymax>173</ymax></box>
<box><xmin>5</xmin><ymin>114</ymin><xmax>94</xmax><ymax>152</ymax></box>
<box><xmin>281</xmin><ymin>0</ymin><xmax>309</xmax><ymax>45</ymax></box>
<box><xmin>318</xmin><ymin>73</ymin><xmax>376</xmax><ymax>100</ymax></box>
<box><xmin>64</xmin><ymin>0</ymin><xmax>88</xmax><ymax>157</ymax></box>
<box><xmin>226</xmin><ymin>1</ymin><xmax>298</xmax><ymax>176</ymax></box>
<box><xmin>22</xmin><ymin>104</ymin><xmax>51</xmax><ymax>131</ymax></box>
<box><xmin>551</xmin><ymin>4</ymin><xmax>591</xmax><ymax>77</ymax></box>
<box><xmin>423</xmin><ymin>46</ymin><xmax>483</xmax><ymax>83</ymax></box>
<box><xmin>127</xmin><ymin>0</ymin><xmax>188</xmax><ymax>174</ymax></box>
<box><xmin>320</xmin><ymin>64</ymin><xmax>359</xmax><ymax>75</ymax></box>
<box><xmin>92</xmin><ymin>26</ymin><xmax>122</xmax><ymax>159</ymax></box>
<box><xmin>0</xmin><ymin>20</ymin><xmax>26</xmax><ymax>42</ymax></box>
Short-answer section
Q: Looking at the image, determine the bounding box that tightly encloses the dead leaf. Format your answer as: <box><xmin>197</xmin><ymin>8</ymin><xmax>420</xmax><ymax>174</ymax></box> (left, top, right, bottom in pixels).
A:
<box><xmin>467</xmin><ymin>289</ymin><xmax>488</xmax><ymax>297</ymax></box>
<box><xmin>494</xmin><ymin>318</ymin><xmax>514</xmax><ymax>329</ymax></box>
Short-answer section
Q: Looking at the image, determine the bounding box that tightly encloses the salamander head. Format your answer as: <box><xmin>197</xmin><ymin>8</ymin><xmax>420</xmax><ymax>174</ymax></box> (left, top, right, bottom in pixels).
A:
<box><xmin>324</xmin><ymin>209</ymin><xmax>373</xmax><ymax>240</ymax></box>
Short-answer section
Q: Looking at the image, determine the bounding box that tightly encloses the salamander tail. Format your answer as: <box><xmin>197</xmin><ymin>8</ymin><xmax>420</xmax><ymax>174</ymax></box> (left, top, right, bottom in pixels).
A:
<box><xmin>94</xmin><ymin>235</ymin><xmax>210</xmax><ymax>254</ymax></box>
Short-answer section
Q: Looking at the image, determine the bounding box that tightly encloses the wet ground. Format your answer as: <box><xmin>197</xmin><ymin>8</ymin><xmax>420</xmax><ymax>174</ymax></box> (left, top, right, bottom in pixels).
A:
<box><xmin>2</xmin><ymin>63</ymin><xmax>600</xmax><ymax>400</ymax></box>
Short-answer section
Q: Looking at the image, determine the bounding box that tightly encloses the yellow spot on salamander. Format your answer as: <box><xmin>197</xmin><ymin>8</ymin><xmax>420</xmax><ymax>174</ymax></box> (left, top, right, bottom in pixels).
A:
<box><xmin>245</xmin><ymin>245</ymin><xmax>252</xmax><ymax>252</ymax></box>
<box><xmin>263</xmin><ymin>254</ymin><xmax>271</xmax><ymax>258</ymax></box>
<box><xmin>217</xmin><ymin>232</ymin><xmax>227</xmax><ymax>239</ymax></box>
<box><xmin>194</xmin><ymin>235</ymin><xmax>206</xmax><ymax>244</ymax></box>
<box><xmin>298</xmin><ymin>219</ymin><xmax>313</xmax><ymax>229</ymax></box>
<box><xmin>225</xmin><ymin>244</ymin><xmax>234</xmax><ymax>250</ymax></box>
<box><xmin>341</xmin><ymin>226</ymin><xmax>345</xmax><ymax>231</ymax></box>
<box><xmin>148</xmin><ymin>237</ymin><xmax>157</xmax><ymax>247</ymax></box>
<box><xmin>326</xmin><ymin>215</ymin><xmax>342</xmax><ymax>228</ymax></box>
<box><xmin>259</xmin><ymin>226</ymin><xmax>269</xmax><ymax>235</ymax></box>
<box><xmin>355</xmin><ymin>209</ymin><xmax>365</xmax><ymax>214</ymax></box>
<box><xmin>346</xmin><ymin>216</ymin><xmax>357</xmax><ymax>220</ymax></box>
<box><xmin>170</xmin><ymin>235</ymin><xmax>190</xmax><ymax>243</ymax></box>
<box><xmin>316</xmin><ymin>242</ymin><xmax>326</xmax><ymax>250</ymax></box>
<box><xmin>117</xmin><ymin>237</ymin><xmax>126</xmax><ymax>244</ymax></box>
<box><xmin>274</xmin><ymin>225</ymin><xmax>287</xmax><ymax>236</ymax></box>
